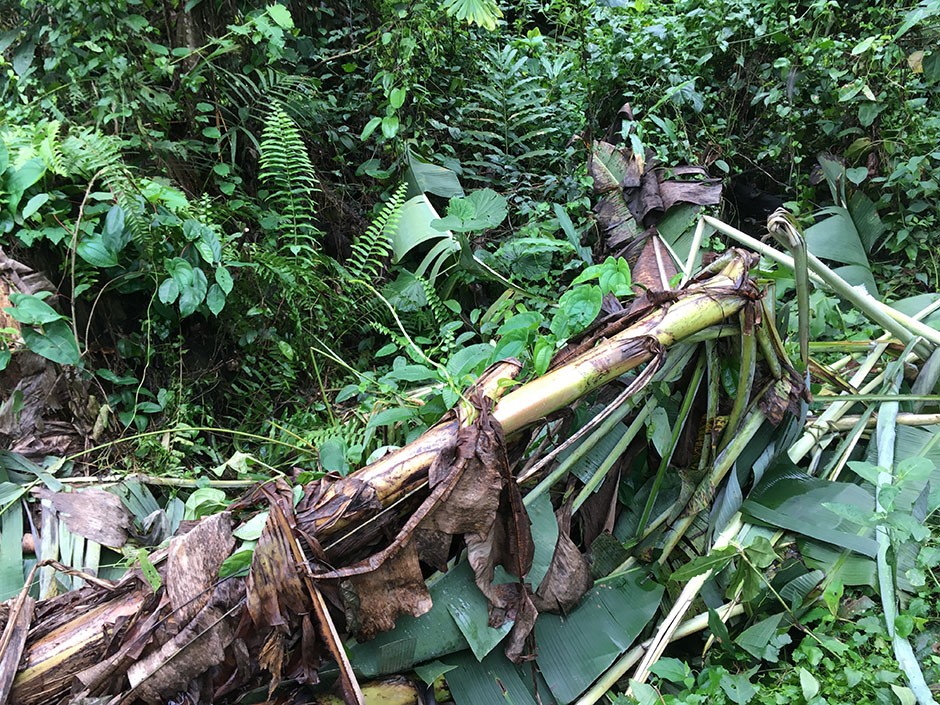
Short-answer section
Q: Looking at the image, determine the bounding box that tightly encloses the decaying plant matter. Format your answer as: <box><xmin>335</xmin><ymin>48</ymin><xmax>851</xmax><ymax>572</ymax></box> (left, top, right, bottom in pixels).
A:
<box><xmin>1</xmin><ymin>246</ymin><xmax>806</xmax><ymax>705</ymax></box>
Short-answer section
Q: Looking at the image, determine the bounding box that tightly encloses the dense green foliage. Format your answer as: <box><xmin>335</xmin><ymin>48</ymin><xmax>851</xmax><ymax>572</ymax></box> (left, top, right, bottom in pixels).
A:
<box><xmin>1</xmin><ymin>0</ymin><xmax>940</xmax><ymax>699</ymax></box>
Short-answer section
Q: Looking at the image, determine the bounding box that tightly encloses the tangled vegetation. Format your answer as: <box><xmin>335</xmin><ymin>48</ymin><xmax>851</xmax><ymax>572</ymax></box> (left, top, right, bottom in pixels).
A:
<box><xmin>1</xmin><ymin>0</ymin><xmax>939</xmax><ymax>703</ymax></box>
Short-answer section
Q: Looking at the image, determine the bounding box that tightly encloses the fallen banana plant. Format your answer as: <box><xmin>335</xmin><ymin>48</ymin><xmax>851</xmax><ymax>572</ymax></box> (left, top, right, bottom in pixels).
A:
<box><xmin>1</xmin><ymin>247</ymin><xmax>786</xmax><ymax>705</ymax></box>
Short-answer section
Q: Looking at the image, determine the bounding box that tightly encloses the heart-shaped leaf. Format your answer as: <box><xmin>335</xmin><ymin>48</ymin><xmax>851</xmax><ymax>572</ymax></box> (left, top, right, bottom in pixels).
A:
<box><xmin>846</xmin><ymin>167</ymin><xmax>869</xmax><ymax>185</ymax></box>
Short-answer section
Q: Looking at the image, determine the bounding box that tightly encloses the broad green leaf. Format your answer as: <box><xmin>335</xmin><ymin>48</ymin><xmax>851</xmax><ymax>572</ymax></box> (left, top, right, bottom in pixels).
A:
<box><xmin>21</xmin><ymin>320</ymin><xmax>80</xmax><ymax>365</ymax></box>
<box><xmin>721</xmin><ymin>671</ymin><xmax>757</xmax><ymax>705</ymax></box>
<box><xmin>744</xmin><ymin>536</ymin><xmax>777</xmax><ymax>569</ymax></box>
<box><xmin>266</xmin><ymin>3</ymin><xmax>293</xmax><ymax>28</ymax></box>
<box><xmin>649</xmin><ymin>657</ymin><xmax>692</xmax><ymax>685</ymax></box>
<box><xmin>845</xmin><ymin>166</ymin><xmax>869</xmax><ymax>184</ymax></box>
<box><xmin>805</xmin><ymin>207</ymin><xmax>870</xmax><ymax>267</ymax></box>
<box><xmin>77</xmin><ymin>235</ymin><xmax>119</xmax><ymax>268</ymax></box>
<box><xmin>215</xmin><ymin>266</ymin><xmax>233</xmax><ymax>294</ymax></box>
<box><xmin>849</xmin><ymin>461</ymin><xmax>883</xmax><ymax>486</ymax></box>
<box><xmin>6</xmin><ymin>158</ymin><xmax>45</xmax><ymax>213</ymax></box>
<box><xmin>889</xmin><ymin>294</ymin><xmax>940</xmax><ymax>330</ymax></box>
<box><xmin>629</xmin><ymin>680</ymin><xmax>661</xmax><ymax>705</ymax></box>
<box><xmin>218</xmin><ymin>547</ymin><xmax>255</xmax><ymax>578</ymax></box>
<box><xmin>735</xmin><ymin>613</ymin><xmax>788</xmax><ymax>662</ymax></box>
<box><xmin>833</xmin><ymin>264</ymin><xmax>879</xmax><ymax>298</ymax></box>
<box><xmin>432</xmin><ymin>189</ymin><xmax>508</xmax><ymax>233</ymax></box>
<box><xmin>21</xmin><ymin>192</ymin><xmax>49</xmax><ymax>219</ymax></box>
<box><xmin>413</xmin><ymin>660</ymin><xmax>457</xmax><ymax>684</ymax></box>
<box><xmin>0</xmin><ymin>482</ymin><xmax>27</xmax><ymax>506</ymax></box>
<box><xmin>366</xmin><ymin>407</ymin><xmax>417</xmax><ymax>429</ymax></box>
<box><xmin>440</xmin><ymin>0</ymin><xmax>502</xmax><ymax>30</ymax></box>
<box><xmin>526</xmin><ymin>491</ymin><xmax>559</xmax><ymax>590</ymax></box>
<box><xmin>183</xmin><ymin>487</ymin><xmax>227</xmax><ymax>520</ymax></box>
<box><xmin>233</xmin><ymin>512</ymin><xmax>268</xmax><ymax>541</ymax></box>
<box><xmin>779</xmin><ymin>569</ymin><xmax>825</xmax><ymax>608</ymax></box>
<box><xmin>557</xmin><ymin>412</ymin><xmax>630</xmax><ymax>485</ymax></box>
<box><xmin>389</xmin><ymin>87</ymin><xmax>406</xmax><ymax>109</ymax></box>
<box><xmin>445</xmin><ymin>343</ymin><xmax>494</xmax><ymax>380</ymax></box>
<box><xmin>895</xmin><ymin>1</ymin><xmax>940</xmax><ymax>39</ymax></box>
<box><xmin>318</xmin><ymin>436</ymin><xmax>349</xmax><ymax>475</ymax></box>
<box><xmin>865</xmin><ymin>425</ymin><xmax>940</xmax><ymax>513</ymax></box>
<box><xmin>823</xmin><ymin>574</ymin><xmax>844</xmax><ymax>616</ymax></box>
<box><xmin>554</xmin><ymin>203</ymin><xmax>592</xmax><ymax>265</ymax></box>
<box><xmin>101</xmin><ymin>204</ymin><xmax>129</xmax><ymax>253</ymax></box>
<box><xmin>389</xmin><ymin>195</ymin><xmax>448</xmax><ymax>263</ymax></box>
<box><xmin>360</xmin><ymin>116</ymin><xmax>382</xmax><ymax>141</ymax></box>
<box><xmin>405</xmin><ymin>149</ymin><xmax>464</xmax><ymax>199</ymax></box>
<box><xmin>446</xmin><ymin>563</ymin><xmax>513</xmax><ymax>660</ymax></box>
<box><xmin>137</xmin><ymin>548</ymin><xmax>162</xmax><ymax>591</ymax></box>
<box><xmin>178</xmin><ymin>266</ymin><xmax>208</xmax><ymax>318</ymax></box>
<box><xmin>158</xmin><ymin>277</ymin><xmax>180</xmax><ymax>305</ymax></box>
<box><xmin>346</xmin><ymin>561</ymin><xmax>474</xmax><ymax>677</ymax></box>
<box><xmin>799</xmin><ymin>668</ymin><xmax>820</xmax><ymax>700</ymax></box>
<box><xmin>851</xmin><ymin>36</ymin><xmax>877</xmax><ymax>55</ymax></box>
<box><xmin>657</xmin><ymin>203</ymin><xmax>703</xmax><ymax>267</ymax></box>
<box><xmin>534</xmin><ymin>571</ymin><xmax>663</xmax><ymax>703</ymax></box>
<box><xmin>551</xmin><ymin>285</ymin><xmax>602</xmax><ymax>338</ymax></box>
<box><xmin>799</xmin><ymin>539</ymin><xmax>877</xmax><ymax>588</ymax></box>
<box><xmin>0</xmin><ymin>499</ymin><xmax>24</xmax><ymax>601</ymax></box>
<box><xmin>381</xmin><ymin>115</ymin><xmax>399</xmax><ymax>139</ymax></box>
<box><xmin>206</xmin><ymin>283</ymin><xmax>225</xmax><ymax>315</ymax></box>
<box><xmin>742</xmin><ymin>463</ymin><xmax>877</xmax><ymax>556</ymax></box>
<box><xmin>445</xmin><ymin>649</ymin><xmax>547</xmax><ymax>705</ymax></box>
<box><xmin>5</xmin><ymin>292</ymin><xmax>64</xmax><ymax>325</ymax></box>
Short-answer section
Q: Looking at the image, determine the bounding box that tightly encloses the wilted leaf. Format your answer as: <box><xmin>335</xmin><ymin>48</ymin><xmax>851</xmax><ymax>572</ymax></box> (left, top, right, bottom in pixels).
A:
<box><xmin>532</xmin><ymin>504</ymin><xmax>592</xmax><ymax>613</ymax></box>
<box><xmin>247</xmin><ymin>496</ymin><xmax>310</xmax><ymax>631</ymax></box>
<box><xmin>342</xmin><ymin>540</ymin><xmax>433</xmax><ymax>640</ymax></box>
<box><xmin>166</xmin><ymin>511</ymin><xmax>235</xmax><ymax>623</ymax></box>
<box><xmin>49</xmin><ymin>488</ymin><xmax>132</xmax><ymax>548</ymax></box>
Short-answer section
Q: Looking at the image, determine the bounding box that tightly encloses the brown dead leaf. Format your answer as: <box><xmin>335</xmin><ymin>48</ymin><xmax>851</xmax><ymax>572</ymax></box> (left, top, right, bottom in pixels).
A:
<box><xmin>125</xmin><ymin>585</ymin><xmax>242</xmax><ymax>705</ymax></box>
<box><xmin>412</xmin><ymin>527</ymin><xmax>452</xmax><ymax>573</ymax></box>
<box><xmin>341</xmin><ymin>540</ymin><xmax>433</xmax><ymax>640</ymax></box>
<box><xmin>657</xmin><ymin>166</ymin><xmax>722</xmax><ymax>212</ymax></box>
<box><xmin>259</xmin><ymin>629</ymin><xmax>287</xmax><ymax>695</ymax></box>
<box><xmin>533</xmin><ymin>505</ymin><xmax>592</xmax><ymax>614</ymax></box>
<box><xmin>166</xmin><ymin>512</ymin><xmax>235</xmax><ymax>625</ymax></box>
<box><xmin>48</xmin><ymin>488</ymin><xmax>133</xmax><ymax>549</ymax></box>
<box><xmin>110</xmin><ymin>513</ymin><xmax>242</xmax><ymax>703</ymax></box>
<box><xmin>629</xmin><ymin>234</ymin><xmax>680</xmax><ymax>313</ymax></box>
<box><xmin>247</xmin><ymin>495</ymin><xmax>310</xmax><ymax>631</ymax></box>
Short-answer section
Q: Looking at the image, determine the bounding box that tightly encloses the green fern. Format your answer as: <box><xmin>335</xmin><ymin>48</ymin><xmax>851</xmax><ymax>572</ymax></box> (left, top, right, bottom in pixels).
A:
<box><xmin>346</xmin><ymin>182</ymin><xmax>407</xmax><ymax>281</ymax></box>
<box><xmin>413</xmin><ymin>275</ymin><xmax>453</xmax><ymax>350</ymax></box>
<box><xmin>258</xmin><ymin>103</ymin><xmax>322</xmax><ymax>254</ymax></box>
<box><xmin>455</xmin><ymin>45</ymin><xmax>575</xmax><ymax>189</ymax></box>
<box><xmin>59</xmin><ymin>128</ymin><xmax>149</xmax><ymax>244</ymax></box>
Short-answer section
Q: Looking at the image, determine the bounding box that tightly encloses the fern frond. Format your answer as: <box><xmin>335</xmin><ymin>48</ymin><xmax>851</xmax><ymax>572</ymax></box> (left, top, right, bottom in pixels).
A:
<box><xmin>59</xmin><ymin>128</ymin><xmax>149</xmax><ymax>245</ymax></box>
<box><xmin>368</xmin><ymin>321</ymin><xmax>416</xmax><ymax>361</ymax></box>
<box><xmin>258</xmin><ymin>103</ymin><xmax>322</xmax><ymax>252</ymax></box>
<box><xmin>346</xmin><ymin>182</ymin><xmax>407</xmax><ymax>281</ymax></box>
